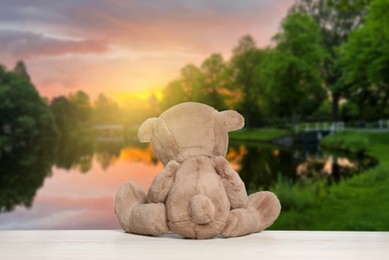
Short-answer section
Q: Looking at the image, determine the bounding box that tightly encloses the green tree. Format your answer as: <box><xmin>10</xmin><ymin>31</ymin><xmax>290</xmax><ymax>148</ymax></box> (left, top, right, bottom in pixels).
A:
<box><xmin>68</xmin><ymin>90</ymin><xmax>92</xmax><ymax>124</ymax></box>
<box><xmin>340</xmin><ymin>0</ymin><xmax>389</xmax><ymax>121</ymax></box>
<box><xmin>13</xmin><ymin>61</ymin><xmax>30</xmax><ymax>81</ymax></box>
<box><xmin>93</xmin><ymin>93</ymin><xmax>122</xmax><ymax>124</ymax></box>
<box><xmin>161</xmin><ymin>64</ymin><xmax>203</xmax><ymax>110</ymax></box>
<box><xmin>161</xmin><ymin>60</ymin><xmax>227</xmax><ymax>110</ymax></box>
<box><xmin>50</xmin><ymin>91</ymin><xmax>93</xmax><ymax>135</ymax></box>
<box><xmin>229</xmin><ymin>35</ymin><xmax>266</xmax><ymax>127</ymax></box>
<box><xmin>160</xmin><ymin>80</ymin><xmax>188</xmax><ymax>110</ymax></box>
<box><xmin>180</xmin><ymin>64</ymin><xmax>203</xmax><ymax>102</ymax></box>
<box><xmin>0</xmin><ymin>62</ymin><xmax>57</xmax><ymax>137</ymax></box>
<box><xmin>327</xmin><ymin>0</ymin><xmax>372</xmax><ymax>10</ymax></box>
<box><xmin>199</xmin><ymin>53</ymin><xmax>228</xmax><ymax>110</ymax></box>
<box><xmin>261</xmin><ymin>12</ymin><xmax>326</xmax><ymax>125</ymax></box>
<box><xmin>50</xmin><ymin>96</ymin><xmax>77</xmax><ymax>134</ymax></box>
<box><xmin>291</xmin><ymin>0</ymin><xmax>365</xmax><ymax>122</ymax></box>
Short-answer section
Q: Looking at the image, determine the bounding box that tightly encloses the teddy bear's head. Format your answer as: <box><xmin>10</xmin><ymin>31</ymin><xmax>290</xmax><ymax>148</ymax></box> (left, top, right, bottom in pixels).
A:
<box><xmin>138</xmin><ymin>102</ymin><xmax>244</xmax><ymax>164</ymax></box>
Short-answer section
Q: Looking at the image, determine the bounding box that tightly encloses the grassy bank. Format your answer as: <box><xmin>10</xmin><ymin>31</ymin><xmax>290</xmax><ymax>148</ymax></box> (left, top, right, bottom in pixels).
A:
<box><xmin>320</xmin><ymin>131</ymin><xmax>370</xmax><ymax>154</ymax></box>
<box><xmin>270</xmin><ymin>131</ymin><xmax>389</xmax><ymax>231</ymax></box>
<box><xmin>229</xmin><ymin>128</ymin><xmax>292</xmax><ymax>142</ymax></box>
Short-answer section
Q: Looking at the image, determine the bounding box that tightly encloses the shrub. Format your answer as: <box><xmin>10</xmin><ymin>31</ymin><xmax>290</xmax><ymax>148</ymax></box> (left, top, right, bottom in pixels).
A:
<box><xmin>269</xmin><ymin>173</ymin><xmax>328</xmax><ymax>211</ymax></box>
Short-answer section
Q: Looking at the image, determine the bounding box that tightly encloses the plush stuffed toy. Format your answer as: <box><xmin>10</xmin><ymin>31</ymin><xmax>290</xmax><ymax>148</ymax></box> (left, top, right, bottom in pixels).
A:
<box><xmin>115</xmin><ymin>102</ymin><xmax>281</xmax><ymax>239</ymax></box>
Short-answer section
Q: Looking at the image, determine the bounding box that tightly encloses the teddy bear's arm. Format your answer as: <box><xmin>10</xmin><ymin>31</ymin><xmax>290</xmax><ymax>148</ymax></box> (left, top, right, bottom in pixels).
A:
<box><xmin>214</xmin><ymin>156</ymin><xmax>248</xmax><ymax>209</ymax></box>
<box><xmin>147</xmin><ymin>160</ymin><xmax>180</xmax><ymax>203</ymax></box>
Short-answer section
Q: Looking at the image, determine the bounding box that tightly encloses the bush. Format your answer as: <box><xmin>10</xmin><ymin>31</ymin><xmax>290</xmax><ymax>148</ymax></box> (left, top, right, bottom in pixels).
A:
<box><xmin>269</xmin><ymin>173</ymin><xmax>328</xmax><ymax>211</ymax></box>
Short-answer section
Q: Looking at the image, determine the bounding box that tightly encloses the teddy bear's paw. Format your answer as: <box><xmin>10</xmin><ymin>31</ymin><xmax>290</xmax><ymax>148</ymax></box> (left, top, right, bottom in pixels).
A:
<box><xmin>116</xmin><ymin>182</ymin><xmax>147</xmax><ymax>206</ymax></box>
<box><xmin>114</xmin><ymin>182</ymin><xmax>147</xmax><ymax>231</ymax></box>
<box><xmin>248</xmin><ymin>191</ymin><xmax>281</xmax><ymax>231</ymax></box>
<box><xmin>165</xmin><ymin>160</ymin><xmax>180</xmax><ymax>176</ymax></box>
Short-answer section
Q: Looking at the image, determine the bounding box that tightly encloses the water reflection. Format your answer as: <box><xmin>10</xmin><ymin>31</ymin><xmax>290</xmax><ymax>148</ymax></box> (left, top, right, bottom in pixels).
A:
<box><xmin>229</xmin><ymin>141</ymin><xmax>375</xmax><ymax>192</ymax></box>
<box><xmin>0</xmin><ymin>137</ymin><xmax>375</xmax><ymax>229</ymax></box>
<box><xmin>0</xmin><ymin>139</ymin><xmax>54</xmax><ymax>212</ymax></box>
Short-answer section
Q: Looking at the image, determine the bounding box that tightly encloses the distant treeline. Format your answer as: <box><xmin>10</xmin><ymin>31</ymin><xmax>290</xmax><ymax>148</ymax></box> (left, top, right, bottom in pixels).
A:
<box><xmin>0</xmin><ymin>62</ymin><xmax>159</xmax><ymax>137</ymax></box>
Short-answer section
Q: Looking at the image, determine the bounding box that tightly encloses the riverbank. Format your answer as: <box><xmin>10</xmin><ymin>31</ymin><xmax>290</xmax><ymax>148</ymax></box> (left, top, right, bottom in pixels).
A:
<box><xmin>229</xmin><ymin>128</ymin><xmax>292</xmax><ymax>142</ymax></box>
<box><xmin>270</xmin><ymin>131</ymin><xmax>389</xmax><ymax>231</ymax></box>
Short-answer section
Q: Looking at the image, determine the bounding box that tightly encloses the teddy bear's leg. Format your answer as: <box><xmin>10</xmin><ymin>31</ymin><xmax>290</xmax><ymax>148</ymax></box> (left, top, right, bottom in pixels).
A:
<box><xmin>248</xmin><ymin>191</ymin><xmax>281</xmax><ymax>231</ymax></box>
<box><xmin>115</xmin><ymin>182</ymin><xmax>169</xmax><ymax>236</ymax></box>
<box><xmin>222</xmin><ymin>191</ymin><xmax>281</xmax><ymax>238</ymax></box>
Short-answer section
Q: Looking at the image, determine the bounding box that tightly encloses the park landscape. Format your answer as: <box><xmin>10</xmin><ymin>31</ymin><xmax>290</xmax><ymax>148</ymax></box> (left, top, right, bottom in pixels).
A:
<box><xmin>0</xmin><ymin>0</ymin><xmax>389</xmax><ymax>231</ymax></box>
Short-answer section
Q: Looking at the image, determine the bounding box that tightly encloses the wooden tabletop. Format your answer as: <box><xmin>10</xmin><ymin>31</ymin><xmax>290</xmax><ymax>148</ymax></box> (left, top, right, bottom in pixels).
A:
<box><xmin>0</xmin><ymin>230</ymin><xmax>388</xmax><ymax>259</ymax></box>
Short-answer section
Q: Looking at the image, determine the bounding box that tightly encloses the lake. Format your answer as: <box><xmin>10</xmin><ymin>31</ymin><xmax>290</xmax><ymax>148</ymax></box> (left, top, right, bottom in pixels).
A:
<box><xmin>0</xmin><ymin>136</ymin><xmax>375</xmax><ymax>229</ymax></box>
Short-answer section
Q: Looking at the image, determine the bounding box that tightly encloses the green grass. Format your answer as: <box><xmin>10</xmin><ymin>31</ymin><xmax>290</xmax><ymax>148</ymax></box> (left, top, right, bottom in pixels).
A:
<box><xmin>270</xmin><ymin>132</ymin><xmax>389</xmax><ymax>231</ymax></box>
<box><xmin>270</xmin><ymin>173</ymin><xmax>329</xmax><ymax>211</ymax></box>
<box><xmin>229</xmin><ymin>128</ymin><xmax>292</xmax><ymax>142</ymax></box>
<box><xmin>320</xmin><ymin>131</ymin><xmax>370</xmax><ymax>154</ymax></box>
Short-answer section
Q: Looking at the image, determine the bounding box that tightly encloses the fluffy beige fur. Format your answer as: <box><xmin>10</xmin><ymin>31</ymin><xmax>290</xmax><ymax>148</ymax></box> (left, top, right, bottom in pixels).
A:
<box><xmin>115</xmin><ymin>102</ymin><xmax>281</xmax><ymax>239</ymax></box>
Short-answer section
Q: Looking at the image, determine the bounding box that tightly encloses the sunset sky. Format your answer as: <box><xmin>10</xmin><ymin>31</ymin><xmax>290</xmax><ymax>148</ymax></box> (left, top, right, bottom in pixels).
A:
<box><xmin>0</xmin><ymin>0</ymin><xmax>295</xmax><ymax>103</ymax></box>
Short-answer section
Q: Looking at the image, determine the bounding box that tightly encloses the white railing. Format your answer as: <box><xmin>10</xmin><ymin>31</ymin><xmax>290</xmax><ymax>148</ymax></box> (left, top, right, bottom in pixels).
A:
<box><xmin>294</xmin><ymin>122</ymin><xmax>345</xmax><ymax>133</ymax></box>
<box><xmin>378</xmin><ymin>119</ymin><xmax>389</xmax><ymax>129</ymax></box>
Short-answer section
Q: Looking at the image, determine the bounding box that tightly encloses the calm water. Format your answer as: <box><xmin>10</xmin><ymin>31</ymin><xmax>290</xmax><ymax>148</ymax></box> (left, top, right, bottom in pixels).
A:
<box><xmin>0</xmin><ymin>136</ymin><xmax>375</xmax><ymax>229</ymax></box>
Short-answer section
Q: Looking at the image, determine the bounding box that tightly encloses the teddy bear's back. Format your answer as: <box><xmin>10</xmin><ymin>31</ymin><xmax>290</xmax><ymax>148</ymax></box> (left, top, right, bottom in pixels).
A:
<box><xmin>166</xmin><ymin>155</ymin><xmax>230</xmax><ymax>238</ymax></box>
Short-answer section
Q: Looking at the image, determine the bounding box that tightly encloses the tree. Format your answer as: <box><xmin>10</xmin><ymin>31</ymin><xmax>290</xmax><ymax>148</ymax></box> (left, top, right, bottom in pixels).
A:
<box><xmin>161</xmin><ymin>80</ymin><xmax>188</xmax><ymax>110</ymax></box>
<box><xmin>291</xmin><ymin>0</ymin><xmax>365</xmax><ymax>122</ymax></box>
<box><xmin>229</xmin><ymin>35</ymin><xmax>266</xmax><ymax>127</ymax></box>
<box><xmin>180</xmin><ymin>64</ymin><xmax>204</xmax><ymax>102</ymax></box>
<box><xmin>327</xmin><ymin>0</ymin><xmax>372</xmax><ymax>10</ymax></box>
<box><xmin>13</xmin><ymin>61</ymin><xmax>30</xmax><ymax>81</ymax></box>
<box><xmin>160</xmin><ymin>55</ymin><xmax>229</xmax><ymax>111</ymax></box>
<box><xmin>51</xmin><ymin>91</ymin><xmax>93</xmax><ymax>135</ymax></box>
<box><xmin>0</xmin><ymin>62</ymin><xmax>57</xmax><ymax>137</ymax></box>
<box><xmin>199</xmin><ymin>53</ymin><xmax>228</xmax><ymax>110</ymax></box>
<box><xmin>340</xmin><ymin>0</ymin><xmax>389</xmax><ymax>121</ymax></box>
<box><xmin>68</xmin><ymin>90</ymin><xmax>92</xmax><ymax>124</ymax></box>
<box><xmin>93</xmin><ymin>93</ymin><xmax>122</xmax><ymax>124</ymax></box>
<box><xmin>50</xmin><ymin>96</ymin><xmax>77</xmax><ymax>134</ymax></box>
<box><xmin>261</xmin><ymin>12</ymin><xmax>326</xmax><ymax>125</ymax></box>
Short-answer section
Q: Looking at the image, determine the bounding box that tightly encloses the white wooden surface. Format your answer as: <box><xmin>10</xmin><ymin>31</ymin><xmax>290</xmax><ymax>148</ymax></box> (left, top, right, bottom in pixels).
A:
<box><xmin>0</xmin><ymin>230</ymin><xmax>388</xmax><ymax>259</ymax></box>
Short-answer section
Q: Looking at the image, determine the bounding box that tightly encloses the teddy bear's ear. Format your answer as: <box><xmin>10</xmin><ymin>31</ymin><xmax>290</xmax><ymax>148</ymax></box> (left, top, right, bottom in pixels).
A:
<box><xmin>138</xmin><ymin>117</ymin><xmax>157</xmax><ymax>143</ymax></box>
<box><xmin>219</xmin><ymin>110</ymin><xmax>245</xmax><ymax>132</ymax></box>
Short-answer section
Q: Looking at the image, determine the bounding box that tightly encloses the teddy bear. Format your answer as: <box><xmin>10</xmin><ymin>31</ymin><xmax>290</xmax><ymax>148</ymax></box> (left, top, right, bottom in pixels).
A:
<box><xmin>114</xmin><ymin>102</ymin><xmax>281</xmax><ymax>239</ymax></box>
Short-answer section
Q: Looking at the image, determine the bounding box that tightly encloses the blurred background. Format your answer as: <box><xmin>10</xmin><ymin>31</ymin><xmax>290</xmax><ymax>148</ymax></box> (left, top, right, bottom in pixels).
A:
<box><xmin>0</xmin><ymin>0</ymin><xmax>388</xmax><ymax>231</ymax></box>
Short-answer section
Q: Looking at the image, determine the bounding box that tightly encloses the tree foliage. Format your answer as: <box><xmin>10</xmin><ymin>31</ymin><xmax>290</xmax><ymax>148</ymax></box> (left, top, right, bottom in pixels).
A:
<box><xmin>161</xmin><ymin>54</ymin><xmax>229</xmax><ymax>111</ymax></box>
<box><xmin>200</xmin><ymin>53</ymin><xmax>229</xmax><ymax>110</ymax></box>
<box><xmin>229</xmin><ymin>35</ymin><xmax>266</xmax><ymax>127</ymax></box>
<box><xmin>340</xmin><ymin>0</ymin><xmax>389</xmax><ymax>120</ymax></box>
<box><xmin>50</xmin><ymin>90</ymin><xmax>93</xmax><ymax>135</ymax></box>
<box><xmin>69</xmin><ymin>90</ymin><xmax>92</xmax><ymax>124</ymax></box>
<box><xmin>261</xmin><ymin>12</ymin><xmax>326</xmax><ymax>124</ymax></box>
<box><xmin>93</xmin><ymin>93</ymin><xmax>123</xmax><ymax>124</ymax></box>
<box><xmin>0</xmin><ymin>63</ymin><xmax>57</xmax><ymax>137</ymax></box>
<box><xmin>291</xmin><ymin>0</ymin><xmax>365</xmax><ymax>122</ymax></box>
